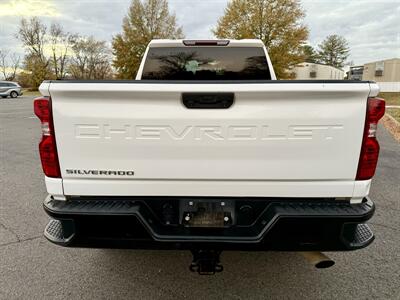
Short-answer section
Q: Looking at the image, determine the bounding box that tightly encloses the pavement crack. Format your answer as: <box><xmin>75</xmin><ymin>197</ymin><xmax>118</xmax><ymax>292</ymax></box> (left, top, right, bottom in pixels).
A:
<box><xmin>0</xmin><ymin>235</ymin><xmax>42</xmax><ymax>248</ymax></box>
<box><xmin>0</xmin><ymin>235</ymin><xmax>42</xmax><ymax>247</ymax></box>
<box><xmin>0</xmin><ymin>221</ymin><xmax>21</xmax><ymax>242</ymax></box>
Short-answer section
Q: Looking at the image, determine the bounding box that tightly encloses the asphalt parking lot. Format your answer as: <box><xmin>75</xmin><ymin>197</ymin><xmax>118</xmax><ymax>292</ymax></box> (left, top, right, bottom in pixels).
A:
<box><xmin>1</xmin><ymin>95</ymin><xmax>399</xmax><ymax>299</ymax></box>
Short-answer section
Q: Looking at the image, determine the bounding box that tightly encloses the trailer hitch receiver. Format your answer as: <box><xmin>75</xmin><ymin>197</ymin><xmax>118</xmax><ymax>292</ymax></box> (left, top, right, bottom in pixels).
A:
<box><xmin>189</xmin><ymin>250</ymin><xmax>223</xmax><ymax>275</ymax></box>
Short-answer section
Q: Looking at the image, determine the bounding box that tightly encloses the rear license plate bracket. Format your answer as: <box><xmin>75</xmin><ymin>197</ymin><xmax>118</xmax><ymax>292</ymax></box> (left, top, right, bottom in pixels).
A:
<box><xmin>180</xmin><ymin>200</ymin><xmax>235</xmax><ymax>228</ymax></box>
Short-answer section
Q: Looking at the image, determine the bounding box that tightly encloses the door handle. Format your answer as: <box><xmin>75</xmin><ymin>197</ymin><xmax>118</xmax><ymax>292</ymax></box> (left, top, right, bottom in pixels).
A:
<box><xmin>182</xmin><ymin>93</ymin><xmax>234</xmax><ymax>109</ymax></box>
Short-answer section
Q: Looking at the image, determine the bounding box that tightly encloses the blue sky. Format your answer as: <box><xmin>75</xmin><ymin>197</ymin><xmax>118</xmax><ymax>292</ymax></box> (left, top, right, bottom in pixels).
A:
<box><xmin>0</xmin><ymin>0</ymin><xmax>399</xmax><ymax>65</ymax></box>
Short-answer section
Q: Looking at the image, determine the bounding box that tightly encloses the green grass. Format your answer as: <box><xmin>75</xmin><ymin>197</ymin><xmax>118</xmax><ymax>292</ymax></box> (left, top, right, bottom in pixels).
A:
<box><xmin>379</xmin><ymin>92</ymin><xmax>400</xmax><ymax>106</ymax></box>
<box><xmin>379</xmin><ymin>93</ymin><xmax>400</xmax><ymax>122</ymax></box>
<box><xmin>387</xmin><ymin>108</ymin><xmax>400</xmax><ymax>122</ymax></box>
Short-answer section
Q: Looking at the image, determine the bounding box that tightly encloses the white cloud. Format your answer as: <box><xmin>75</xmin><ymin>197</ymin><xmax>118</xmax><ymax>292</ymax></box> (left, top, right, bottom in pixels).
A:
<box><xmin>169</xmin><ymin>0</ymin><xmax>227</xmax><ymax>38</ymax></box>
<box><xmin>0</xmin><ymin>0</ymin><xmax>398</xmax><ymax>66</ymax></box>
<box><xmin>0</xmin><ymin>0</ymin><xmax>60</xmax><ymax>17</ymax></box>
<box><xmin>302</xmin><ymin>0</ymin><xmax>400</xmax><ymax>64</ymax></box>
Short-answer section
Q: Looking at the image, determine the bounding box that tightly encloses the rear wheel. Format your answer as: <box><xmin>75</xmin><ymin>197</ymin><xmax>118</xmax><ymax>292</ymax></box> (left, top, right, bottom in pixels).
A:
<box><xmin>10</xmin><ymin>91</ymin><xmax>18</xmax><ymax>98</ymax></box>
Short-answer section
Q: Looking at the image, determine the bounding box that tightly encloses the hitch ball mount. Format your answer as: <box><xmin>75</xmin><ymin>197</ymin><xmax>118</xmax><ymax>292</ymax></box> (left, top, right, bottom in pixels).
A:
<box><xmin>189</xmin><ymin>250</ymin><xmax>223</xmax><ymax>275</ymax></box>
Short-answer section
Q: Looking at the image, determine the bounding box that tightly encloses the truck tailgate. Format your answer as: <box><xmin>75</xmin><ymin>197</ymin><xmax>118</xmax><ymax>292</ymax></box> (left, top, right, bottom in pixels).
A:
<box><xmin>42</xmin><ymin>81</ymin><xmax>375</xmax><ymax>197</ymax></box>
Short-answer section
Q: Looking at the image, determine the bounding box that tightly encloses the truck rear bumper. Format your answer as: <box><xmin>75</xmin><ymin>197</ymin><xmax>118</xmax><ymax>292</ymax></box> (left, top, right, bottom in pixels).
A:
<box><xmin>43</xmin><ymin>195</ymin><xmax>375</xmax><ymax>251</ymax></box>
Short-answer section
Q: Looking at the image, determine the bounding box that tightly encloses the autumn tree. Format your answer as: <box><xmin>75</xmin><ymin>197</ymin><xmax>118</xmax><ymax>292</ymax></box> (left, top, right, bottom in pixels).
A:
<box><xmin>112</xmin><ymin>0</ymin><xmax>184</xmax><ymax>79</ymax></box>
<box><xmin>0</xmin><ymin>50</ymin><xmax>20</xmax><ymax>81</ymax></box>
<box><xmin>69</xmin><ymin>36</ymin><xmax>113</xmax><ymax>80</ymax></box>
<box><xmin>24</xmin><ymin>53</ymin><xmax>52</xmax><ymax>88</ymax></box>
<box><xmin>214</xmin><ymin>0</ymin><xmax>308</xmax><ymax>79</ymax></box>
<box><xmin>317</xmin><ymin>34</ymin><xmax>350</xmax><ymax>68</ymax></box>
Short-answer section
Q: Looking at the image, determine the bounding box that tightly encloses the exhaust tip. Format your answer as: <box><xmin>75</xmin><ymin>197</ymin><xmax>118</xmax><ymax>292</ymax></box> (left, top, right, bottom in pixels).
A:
<box><xmin>315</xmin><ymin>259</ymin><xmax>335</xmax><ymax>269</ymax></box>
<box><xmin>300</xmin><ymin>251</ymin><xmax>335</xmax><ymax>269</ymax></box>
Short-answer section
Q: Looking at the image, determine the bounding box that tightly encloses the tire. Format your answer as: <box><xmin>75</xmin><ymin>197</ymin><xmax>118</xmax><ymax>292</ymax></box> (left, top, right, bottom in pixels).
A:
<box><xmin>10</xmin><ymin>91</ymin><xmax>18</xmax><ymax>98</ymax></box>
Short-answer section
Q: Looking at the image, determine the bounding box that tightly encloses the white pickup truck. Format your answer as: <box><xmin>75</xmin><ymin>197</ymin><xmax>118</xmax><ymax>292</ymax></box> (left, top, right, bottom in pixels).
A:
<box><xmin>36</xmin><ymin>39</ymin><xmax>385</xmax><ymax>274</ymax></box>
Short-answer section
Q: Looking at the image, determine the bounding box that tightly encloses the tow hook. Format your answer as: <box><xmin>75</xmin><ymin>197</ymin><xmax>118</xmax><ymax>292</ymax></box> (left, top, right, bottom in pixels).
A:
<box><xmin>189</xmin><ymin>250</ymin><xmax>223</xmax><ymax>275</ymax></box>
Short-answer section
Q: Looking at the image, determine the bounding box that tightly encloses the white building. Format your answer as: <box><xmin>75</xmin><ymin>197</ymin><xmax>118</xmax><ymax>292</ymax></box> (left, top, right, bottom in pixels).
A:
<box><xmin>362</xmin><ymin>58</ymin><xmax>400</xmax><ymax>92</ymax></box>
<box><xmin>292</xmin><ymin>62</ymin><xmax>344</xmax><ymax>80</ymax></box>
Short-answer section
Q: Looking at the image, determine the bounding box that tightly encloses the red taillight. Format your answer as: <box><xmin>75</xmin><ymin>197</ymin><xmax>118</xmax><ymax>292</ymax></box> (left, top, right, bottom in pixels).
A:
<box><xmin>183</xmin><ymin>40</ymin><xmax>230</xmax><ymax>46</ymax></box>
<box><xmin>356</xmin><ymin>97</ymin><xmax>385</xmax><ymax>180</ymax></box>
<box><xmin>34</xmin><ymin>97</ymin><xmax>60</xmax><ymax>178</ymax></box>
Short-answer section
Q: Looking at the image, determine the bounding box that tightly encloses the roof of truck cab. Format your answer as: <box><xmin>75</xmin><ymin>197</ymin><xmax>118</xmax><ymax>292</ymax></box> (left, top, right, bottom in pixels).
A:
<box><xmin>148</xmin><ymin>39</ymin><xmax>265</xmax><ymax>48</ymax></box>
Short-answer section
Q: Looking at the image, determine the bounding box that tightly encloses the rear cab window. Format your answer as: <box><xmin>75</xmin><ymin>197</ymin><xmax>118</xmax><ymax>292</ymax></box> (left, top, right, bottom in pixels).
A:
<box><xmin>141</xmin><ymin>46</ymin><xmax>271</xmax><ymax>80</ymax></box>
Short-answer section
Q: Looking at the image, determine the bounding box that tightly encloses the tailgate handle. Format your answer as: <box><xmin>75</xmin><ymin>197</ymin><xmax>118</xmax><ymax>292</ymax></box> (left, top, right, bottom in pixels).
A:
<box><xmin>182</xmin><ymin>93</ymin><xmax>234</xmax><ymax>109</ymax></box>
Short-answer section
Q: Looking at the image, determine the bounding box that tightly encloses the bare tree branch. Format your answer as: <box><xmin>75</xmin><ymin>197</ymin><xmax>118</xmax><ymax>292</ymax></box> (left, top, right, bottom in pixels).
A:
<box><xmin>0</xmin><ymin>50</ymin><xmax>20</xmax><ymax>81</ymax></box>
<box><xmin>9</xmin><ymin>53</ymin><xmax>20</xmax><ymax>81</ymax></box>
<box><xmin>16</xmin><ymin>17</ymin><xmax>47</xmax><ymax>65</ymax></box>
<box><xmin>0</xmin><ymin>49</ymin><xmax>8</xmax><ymax>80</ymax></box>
<box><xmin>49</xmin><ymin>23</ymin><xmax>75</xmax><ymax>79</ymax></box>
<box><xmin>69</xmin><ymin>36</ymin><xmax>112</xmax><ymax>79</ymax></box>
